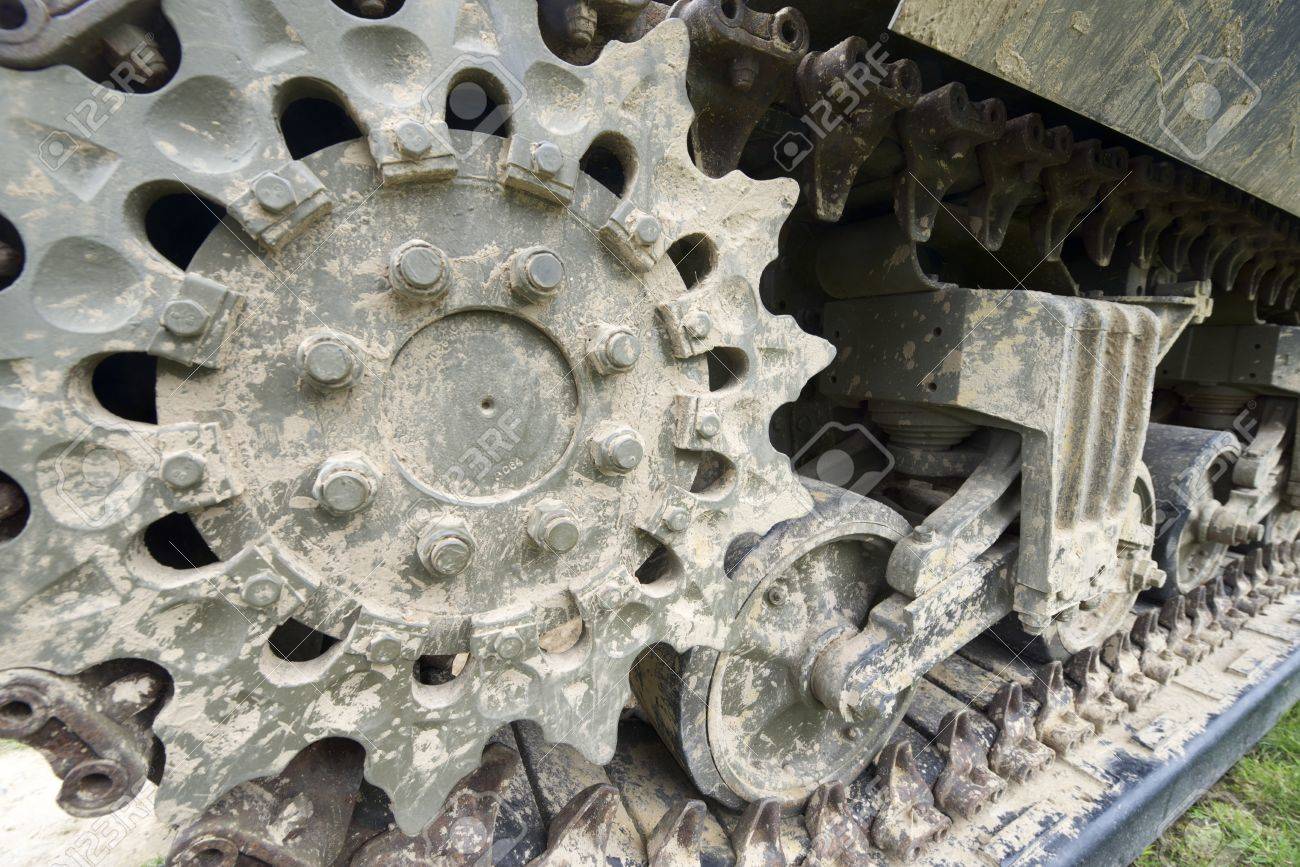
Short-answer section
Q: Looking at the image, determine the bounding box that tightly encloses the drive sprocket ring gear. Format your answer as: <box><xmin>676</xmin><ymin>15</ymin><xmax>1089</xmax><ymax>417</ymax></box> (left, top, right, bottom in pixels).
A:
<box><xmin>0</xmin><ymin>0</ymin><xmax>831</xmax><ymax>834</ymax></box>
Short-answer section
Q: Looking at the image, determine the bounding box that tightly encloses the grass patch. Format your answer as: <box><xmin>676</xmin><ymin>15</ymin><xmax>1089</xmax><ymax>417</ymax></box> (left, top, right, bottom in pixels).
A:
<box><xmin>1139</xmin><ymin>700</ymin><xmax>1300</xmax><ymax>866</ymax></box>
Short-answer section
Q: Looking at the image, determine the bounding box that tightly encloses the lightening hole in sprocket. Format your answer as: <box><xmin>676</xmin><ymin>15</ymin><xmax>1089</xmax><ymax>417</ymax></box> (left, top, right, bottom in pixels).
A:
<box><xmin>278</xmin><ymin>82</ymin><xmax>363</xmax><ymax>159</ymax></box>
<box><xmin>414</xmin><ymin>652</ymin><xmax>468</xmax><ymax>686</ymax></box>
<box><xmin>445</xmin><ymin>70</ymin><xmax>512</xmax><ymax>138</ymax></box>
<box><xmin>144</xmin><ymin>192</ymin><xmax>225</xmax><ymax>270</ymax></box>
<box><xmin>580</xmin><ymin>134</ymin><xmax>635</xmax><ymax>197</ymax></box>
<box><xmin>144</xmin><ymin>513</ymin><xmax>219</xmax><ymax>570</ymax></box>
<box><xmin>0</xmin><ymin>470</ymin><xmax>30</xmax><ymax>542</ymax></box>
<box><xmin>0</xmin><ymin>213</ymin><xmax>23</xmax><ymax>289</ymax></box>
<box><xmin>668</xmin><ymin>234</ymin><xmax>717</xmax><ymax>289</ymax></box>
<box><xmin>690</xmin><ymin>451</ymin><xmax>736</xmax><ymax>497</ymax></box>
<box><xmin>92</xmin><ymin>353</ymin><xmax>157</xmax><ymax>424</ymax></box>
<box><xmin>706</xmin><ymin>347</ymin><xmax>748</xmax><ymax>391</ymax></box>
<box><xmin>269</xmin><ymin>619</ymin><xmax>341</xmax><ymax>662</ymax></box>
<box><xmin>539</xmin><ymin>617</ymin><xmax>584</xmax><ymax>655</ymax></box>
<box><xmin>331</xmin><ymin>0</ymin><xmax>406</xmax><ymax>18</ymax></box>
<box><xmin>0</xmin><ymin>1</ymin><xmax>26</xmax><ymax>29</ymax></box>
<box><xmin>635</xmin><ymin>542</ymin><xmax>681</xmax><ymax>588</ymax></box>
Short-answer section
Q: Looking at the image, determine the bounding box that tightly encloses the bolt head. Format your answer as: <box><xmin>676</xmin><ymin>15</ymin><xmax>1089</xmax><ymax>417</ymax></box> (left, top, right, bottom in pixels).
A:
<box><xmin>390</xmin><ymin>242</ymin><xmax>448</xmax><ymax>297</ymax></box>
<box><xmin>394</xmin><ymin>120</ymin><xmax>433</xmax><ymax>157</ymax></box>
<box><xmin>493</xmin><ymin>632</ymin><xmax>525</xmax><ymax>660</ymax></box>
<box><xmin>683</xmin><ymin>310</ymin><xmax>712</xmax><ymax>340</ymax></box>
<box><xmin>593</xmin><ymin>427</ymin><xmax>644</xmax><ymax>475</ymax></box>
<box><xmin>632</xmin><ymin>215</ymin><xmax>662</xmax><ymax>247</ymax></box>
<box><xmin>418</xmin><ymin>520</ymin><xmax>475</xmax><ymax>578</ymax></box>
<box><xmin>695</xmin><ymin>410</ymin><xmax>722</xmax><ymax>439</ymax></box>
<box><xmin>591</xmin><ymin>326</ymin><xmax>640</xmax><ymax>375</ymax></box>
<box><xmin>531</xmin><ymin>141</ymin><xmax>565</xmax><ymax>177</ymax></box>
<box><xmin>299</xmin><ymin>335</ymin><xmax>361</xmax><ymax>389</ymax></box>
<box><xmin>511</xmin><ymin>248</ymin><xmax>565</xmax><ymax>303</ymax></box>
<box><xmin>161</xmin><ymin>452</ymin><xmax>206</xmax><ymax>489</ymax></box>
<box><xmin>529</xmin><ymin>500</ymin><xmax>580</xmax><ymax>554</ymax></box>
<box><xmin>253</xmin><ymin>173</ymin><xmax>296</xmax><ymax>213</ymax></box>
<box><xmin>664</xmin><ymin>507</ymin><xmax>690</xmax><ymax>532</ymax></box>
<box><xmin>369</xmin><ymin>635</ymin><xmax>402</xmax><ymax>664</ymax></box>
<box><xmin>597</xmin><ymin>582</ymin><xmax>624</xmax><ymax>611</ymax></box>
<box><xmin>312</xmin><ymin>456</ymin><xmax>379</xmax><ymax>516</ymax></box>
<box><xmin>765</xmin><ymin>584</ymin><xmax>788</xmax><ymax>606</ymax></box>
<box><xmin>161</xmin><ymin>299</ymin><xmax>209</xmax><ymax>338</ymax></box>
<box><xmin>242</xmin><ymin>573</ymin><xmax>283</xmax><ymax>608</ymax></box>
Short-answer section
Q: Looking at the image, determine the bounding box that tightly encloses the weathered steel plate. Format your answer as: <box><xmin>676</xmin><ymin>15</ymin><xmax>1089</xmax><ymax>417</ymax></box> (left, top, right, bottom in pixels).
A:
<box><xmin>889</xmin><ymin>0</ymin><xmax>1300</xmax><ymax>215</ymax></box>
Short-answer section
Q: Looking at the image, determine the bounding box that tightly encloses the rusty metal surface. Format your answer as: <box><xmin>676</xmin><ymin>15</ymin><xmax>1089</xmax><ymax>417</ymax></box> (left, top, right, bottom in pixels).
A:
<box><xmin>889</xmin><ymin>0</ymin><xmax>1300</xmax><ymax>216</ymax></box>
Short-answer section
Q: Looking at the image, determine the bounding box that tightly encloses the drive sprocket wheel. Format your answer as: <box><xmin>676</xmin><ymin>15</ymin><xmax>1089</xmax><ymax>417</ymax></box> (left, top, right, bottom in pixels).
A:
<box><xmin>0</xmin><ymin>0</ymin><xmax>831</xmax><ymax>833</ymax></box>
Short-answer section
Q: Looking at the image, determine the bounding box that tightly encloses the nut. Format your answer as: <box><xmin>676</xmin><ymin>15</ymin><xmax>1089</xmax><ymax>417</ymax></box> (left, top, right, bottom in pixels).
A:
<box><xmin>369</xmin><ymin>634</ymin><xmax>402</xmax><ymax>665</ymax></box>
<box><xmin>663</xmin><ymin>507</ymin><xmax>690</xmax><ymax>532</ymax></box>
<box><xmin>418</xmin><ymin>518</ymin><xmax>475</xmax><ymax>578</ymax></box>
<box><xmin>695</xmin><ymin>410</ymin><xmax>722</xmax><ymax>439</ymax></box>
<box><xmin>160</xmin><ymin>452</ymin><xmax>206</xmax><ymax>489</ymax></box>
<box><xmin>161</xmin><ymin>299</ymin><xmax>209</xmax><ymax>338</ymax></box>
<box><xmin>589</xmin><ymin>326</ymin><xmax>641</xmax><ymax>375</ymax></box>
<box><xmin>528</xmin><ymin>500</ymin><xmax>580</xmax><ymax>554</ymax></box>
<box><xmin>765</xmin><ymin>584</ymin><xmax>788</xmax><ymax>606</ymax></box>
<box><xmin>510</xmin><ymin>247</ymin><xmax>565</xmax><ymax>304</ymax></box>
<box><xmin>530</xmin><ymin>140</ymin><xmax>565</xmax><ymax>177</ymax></box>
<box><xmin>394</xmin><ymin>119</ymin><xmax>433</xmax><ymax>157</ymax></box>
<box><xmin>242</xmin><ymin>573</ymin><xmax>283</xmax><ymax>608</ymax></box>
<box><xmin>632</xmin><ymin>214</ymin><xmax>662</xmax><ymax>247</ymax></box>
<box><xmin>492</xmin><ymin>631</ymin><xmax>526</xmax><ymax>660</ymax></box>
<box><xmin>389</xmin><ymin>240</ymin><xmax>449</xmax><ymax>299</ymax></box>
<box><xmin>297</xmin><ymin>333</ymin><xmax>363</xmax><ymax>390</ymax></box>
<box><xmin>591</xmin><ymin>426</ymin><xmax>644</xmax><ymax>476</ymax></box>
<box><xmin>253</xmin><ymin>173</ymin><xmax>296</xmax><ymax>213</ymax></box>
<box><xmin>683</xmin><ymin>310</ymin><xmax>712</xmax><ymax>340</ymax></box>
<box><xmin>312</xmin><ymin>454</ymin><xmax>381</xmax><ymax>516</ymax></box>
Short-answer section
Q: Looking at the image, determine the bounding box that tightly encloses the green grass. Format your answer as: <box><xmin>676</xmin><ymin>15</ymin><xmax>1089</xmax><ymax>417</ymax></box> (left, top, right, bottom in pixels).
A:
<box><xmin>1139</xmin><ymin>700</ymin><xmax>1300</xmax><ymax>866</ymax></box>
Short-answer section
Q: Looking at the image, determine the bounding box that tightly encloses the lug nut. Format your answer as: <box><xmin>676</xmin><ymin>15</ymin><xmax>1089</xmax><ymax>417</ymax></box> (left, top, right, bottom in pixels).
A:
<box><xmin>592</xmin><ymin>426</ymin><xmax>644</xmax><ymax>476</ymax></box>
<box><xmin>394</xmin><ymin>119</ymin><xmax>432</xmax><ymax>157</ymax></box>
<box><xmin>418</xmin><ymin>518</ymin><xmax>475</xmax><ymax>578</ymax></box>
<box><xmin>389</xmin><ymin>240</ymin><xmax>449</xmax><ymax>299</ymax></box>
<box><xmin>242</xmin><ymin>573</ymin><xmax>283</xmax><ymax>608</ymax></box>
<box><xmin>160</xmin><ymin>451</ymin><xmax>206</xmax><ymax>489</ymax></box>
<box><xmin>531</xmin><ymin>140</ymin><xmax>565</xmax><ymax>178</ymax></box>
<box><xmin>590</xmin><ymin>326</ymin><xmax>641</xmax><ymax>375</ymax></box>
<box><xmin>161</xmin><ymin>299</ymin><xmax>209</xmax><ymax>338</ymax></box>
<box><xmin>253</xmin><ymin>172</ymin><xmax>295</xmax><ymax>213</ymax></box>
<box><xmin>683</xmin><ymin>310</ymin><xmax>712</xmax><ymax>340</ymax></box>
<box><xmin>510</xmin><ymin>247</ymin><xmax>565</xmax><ymax>303</ymax></box>
<box><xmin>298</xmin><ymin>333</ymin><xmax>362</xmax><ymax>390</ymax></box>
<box><xmin>312</xmin><ymin>455</ymin><xmax>380</xmax><ymax>516</ymax></box>
<box><xmin>528</xmin><ymin>499</ymin><xmax>581</xmax><ymax>554</ymax></box>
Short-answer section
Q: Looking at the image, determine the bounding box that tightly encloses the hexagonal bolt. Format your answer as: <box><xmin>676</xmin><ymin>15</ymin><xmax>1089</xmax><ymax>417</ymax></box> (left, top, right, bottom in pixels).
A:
<box><xmin>253</xmin><ymin>172</ymin><xmax>296</xmax><ymax>213</ymax></box>
<box><xmin>418</xmin><ymin>518</ymin><xmax>475</xmax><ymax>579</ymax></box>
<box><xmin>527</xmin><ymin>500</ymin><xmax>581</xmax><ymax>554</ymax></box>
<box><xmin>509</xmin><ymin>247</ymin><xmax>565</xmax><ymax>304</ymax></box>
<box><xmin>530</xmin><ymin>141</ymin><xmax>565</xmax><ymax>178</ymax></box>
<box><xmin>589</xmin><ymin>325</ymin><xmax>641</xmax><ymax>375</ymax></box>
<box><xmin>297</xmin><ymin>333</ymin><xmax>363</xmax><ymax>390</ymax></box>
<box><xmin>596</xmin><ymin>581</ymin><xmax>625</xmax><ymax>612</ymax></box>
<box><xmin>632</xmin><ymin>214</ymin><xmax>662</xmax><ymax>248</ymax></box>
<box><xmin>393</xmin><ymin>119</ymin><xmax>433</xmax><ymax>158</ymax></box>
<box><xmin>491</xmin><ymin>631</ymin><xmax>526</xmax><ymax>661</ymax></box>
<box><xmin>160</xmin><ymin>452</ymin><xmax>206</xmax><ymax>490</ymax></box>
<box><xmin>591</xmin><ymin>426</ymin><xmax>645</xmax><ymax>476</ymax></box>
<box><xmin>663</xmin><ymin>507</ymin><xmax>691</xmax><ymax>533</ymax></box>
<box><xmin>695</xmin><ymin>409</ymin><xmax>722</xmax><ymax>439</ymax></box>
<box><xmin>765</xmin><ymin>583</ymin><xmax>788</xmax><ymax>606</ymax></box>
<box><xmin>161</xmin><ymin>299</ymin><xmax>210</xmax><ymax>338</ymax></box>
<box><xmin>389</xmin><ymin>240</ymin><xmax>449</xmax><ymax>299</ymax></box>
<box><xmin>242</xmin><ymin>573</ymin><xmax>283</xmax><ymax>608</ymax></box>
<box><xmin>369</xmin><ymin>634</ymin><xmax>402</xmax><ymax>665</ymax></box>
<box><xmin>682</xmin><ymin>310</ymin><xmax>712</xmax><ymax>340</ymax></box>
<box><xmin>312</xmin><ymin>455</ymin><xmax>381</xmax><ymax>516</ymax></box>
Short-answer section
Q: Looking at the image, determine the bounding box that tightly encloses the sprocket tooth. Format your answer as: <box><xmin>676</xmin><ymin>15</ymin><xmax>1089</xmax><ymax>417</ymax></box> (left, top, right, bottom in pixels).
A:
<box><xmin>352</xmin><ymin>742</ymin><xmax>521</xmax><ymax>866</ymax></box>
<box><xmin>1031</xmin><ymin>661</ymin><xmax>1094</xmax><ymax>755</ymax></box>
<box><xmin>870</xmin><ymin>742</ymin><xmax>951</xmax><ymax>861</ymax></box>
<box><xmin>987</xmin><ymin>683</ymin><xmax>1054</xmax><ymax>782</ymax></box>
<box><xmin>733</xmin><ymin>799</ymin><xmax>787</xmax><ymax>867</ymax></box>
<box><xmin>527</xmin><ymin>783</ymin><xmax>619</xmax><ymax>866</ymax></box>
<box><xmin>647</xmin><ymin>800</ymin><xmax>706</xmax><ymax>866</ymax></box>
<box><xmin>368</xmin><ymin>727</ymin><xmax>493</xmax><ymax>837</ymax></box>
<box><xmin>934</xmin><ymin>709</ymin><xmax>1006</xmax><ymax>820</ymax></box>
<box><xmin>1065</xmin><ymin>648</ymin><xmax>1126</xmax><ymax>731</ymax></box>
<box><xmin>806</xmin><ymin>781</ymin><xmax>881</xmax><ymax>867</ymax></box>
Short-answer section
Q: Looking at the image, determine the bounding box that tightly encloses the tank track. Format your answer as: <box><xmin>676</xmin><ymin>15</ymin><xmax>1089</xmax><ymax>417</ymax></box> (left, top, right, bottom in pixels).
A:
<box><xmin>158</xmin><ymin>564</ymin><xmax>1298</xmax><ymax>865</ymax></box>
<box><xmin>1</xmin><ymin>1</ymin><xmax>1299</xmax><ymax>865</ymax></box>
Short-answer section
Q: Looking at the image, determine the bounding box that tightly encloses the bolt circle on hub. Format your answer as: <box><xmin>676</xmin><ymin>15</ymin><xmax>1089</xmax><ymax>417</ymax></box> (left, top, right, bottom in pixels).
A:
<box><xmin>510</xmin><ymin>247</ymin><xmax>565</xmax><ymax>303</ymax></box>
<box><xmin>389</xmin><ymin>240</ymin><xmax>449</xmax><ymax>299</ymax></box>
<box><xmin>592</xmin><ymin>425</ymin><xmax>645</xmax><ymax>476</ymax></box>
<box><xmin>418</xmin><ymin>518</ymin><xmax>476</xmax><ymax>579</ymax></box>
<box><xmin>297</xmin><ymin>333</ymin><xmax>363</xmax><ymax>390</ymax></box>
<box><xmin>528</xmin><ymin>499</ymin><xmax>581</xmax><ymax>554</ymax></box>
<box><xmin>312</xmin><ymin>454</ymin><xmax>380</xmax><ymax>516</ymax></box>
